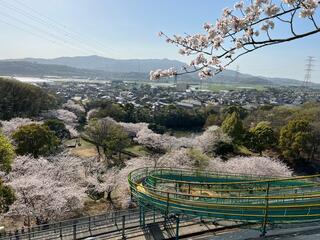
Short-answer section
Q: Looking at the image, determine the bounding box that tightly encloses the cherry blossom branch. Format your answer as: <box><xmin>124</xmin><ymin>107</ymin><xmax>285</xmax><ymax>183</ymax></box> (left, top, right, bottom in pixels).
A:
<box><xmin>150</xmin><ymin>0</ymin><xmax>320</xmax><ymax>80</ymax></box>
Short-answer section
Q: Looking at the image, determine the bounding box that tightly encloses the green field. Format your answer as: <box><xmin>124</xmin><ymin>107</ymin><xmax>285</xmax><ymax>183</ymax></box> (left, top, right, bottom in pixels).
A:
<box><xmin>125</xmin><ymin>145</ymin><xmax>151</xmax><ymax>157</ymax></box>
<box><xmin>65</xmin><ymin>138</ymin><xmax>152</xmax><ymax>158</ymax></box>
<box><xmin>206</xmin><ymin>83</ymin><xmax>267</xmax><ymax>92</ymax></box>
<box><xmin>169</xmin><ymin>129</ymin><xmax>202</xmax><ymax>138</ymax></box>
<box><xmin>132</xmin><ymin>80</ymin><xmax>267</xmax><ymax>92</ymax></box>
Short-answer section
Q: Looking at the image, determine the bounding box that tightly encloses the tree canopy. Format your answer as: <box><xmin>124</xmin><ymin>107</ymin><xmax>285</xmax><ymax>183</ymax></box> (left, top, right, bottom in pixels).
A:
<box><xmin>249</xmin><ymin>121</ymin><xmax>277</xmax><ymax>155</ymax></box>
<box><xmin>84</xmin><ymin>119</ymin><xmax>130</xmax><ymax>165</ymax></box>
<box><xmin>44</xmin><ymin>119</ymin><xmax>70</xmax><ymax>140</ymax></box>
<box><xmin>279</xmin><ymin>119</ymin><xmax>313</xmax><ymax>161</ymax></box>
<box><xmin>0</xmin><ymin>180</ymin><xmax>15</xmax><ymax>214</ymax></box>
<box><xmin>0</xmin><ymin>134</ymin><xmax>15</xmax><ymax>173</ymax></box>
<box><xmin>0</xmin><ymin>78</ymin><xmax>58</xmax><ymax>120</ymax></box>
<box><xmin>12</xmin><ymin>124</ymin><xmax>59</xmax><ymax>158</ymax></box>
<box><xmin>87</xmin><ymin>100</ymin><xmax>209</xmax><ymax>130</ymax></box>
<box><xmin>221</xmin><ymin>112</ymin><xmax>244</xmax><ymax>142</ymax></box>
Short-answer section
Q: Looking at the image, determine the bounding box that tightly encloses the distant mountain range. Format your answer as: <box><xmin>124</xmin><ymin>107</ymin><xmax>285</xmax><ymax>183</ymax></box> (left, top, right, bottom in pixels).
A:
<box><xmin>6</xmin><ymin>55</ymin><xmax>185</xmax><ymax>73</ymax></box>
<box><xmin>0</xmin><ymin>60</ymin><xmax>149</xmax><ymax>81</ymax></box>
<box><xmin>0</xmin><ymin>55</ymin><xmax>317</xmax><ymax>87</ymax></box>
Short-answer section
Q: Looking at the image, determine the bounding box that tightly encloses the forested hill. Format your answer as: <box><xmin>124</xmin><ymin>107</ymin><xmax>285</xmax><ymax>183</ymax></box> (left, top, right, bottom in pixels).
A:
<box><xmin>0</xmin><ymin>61</ymin><xmax>152</xmax><ymax>81</ymax></box>
<box><xmin>0</xmin><ymin>77</ymin><xmax>58</xmax><ymax>120</ymax></box>
<box><xmin>0</xmin><ymin>61</ymin><xmax>121</xmax><ymax>78</ymax></box>
<box><xmin>8</xmin><ymin>55</ymin><xmax>185</xmax><ymax>73</ymax></box>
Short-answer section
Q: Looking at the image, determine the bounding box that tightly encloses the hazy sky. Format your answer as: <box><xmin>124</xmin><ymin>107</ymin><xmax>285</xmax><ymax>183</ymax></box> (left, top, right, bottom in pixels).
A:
<box><xmin>0</xmin><ymin>0</ymin><xmax>319</xmax><ymax>81</ymax></box>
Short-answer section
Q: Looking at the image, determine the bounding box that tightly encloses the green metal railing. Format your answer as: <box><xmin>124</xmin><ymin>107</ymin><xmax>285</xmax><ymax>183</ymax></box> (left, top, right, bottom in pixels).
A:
<box><xmin>128</xmin><ymin>167</ymin><xmax>320</xmax><ymax>236</ymax></box>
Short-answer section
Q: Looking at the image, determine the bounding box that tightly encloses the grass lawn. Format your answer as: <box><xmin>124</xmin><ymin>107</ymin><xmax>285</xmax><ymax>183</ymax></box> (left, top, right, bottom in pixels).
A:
<box><xmin>65</xmin><ymin>138</ymin><xmax>98</xmax><ymax>158</ymax></box>
<box><xmin>169</xmin><ymin>129</ymin><xmax>202</xmax><ymax>138</ymax></box>
<box><xmin>65</xmin><ymin>139</ymin><xmax>151</xmax><ymax>158</ymax></box>
<box><xmin>125</xmin><ymin>145</ymin><xmax>151</xmax><ymax>157</ymax></box>
<box><xmin>234</xmin><ymin>144</ymin><xmax>256</xmax><ymax>156</ymax></box>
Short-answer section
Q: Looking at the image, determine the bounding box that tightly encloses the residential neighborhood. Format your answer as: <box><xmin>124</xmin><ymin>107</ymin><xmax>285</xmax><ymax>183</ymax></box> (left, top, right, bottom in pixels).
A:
<box><xmin>39</xmin><ymin>80</ymin><xmax>320</xmax><ymax>109</ymax></box>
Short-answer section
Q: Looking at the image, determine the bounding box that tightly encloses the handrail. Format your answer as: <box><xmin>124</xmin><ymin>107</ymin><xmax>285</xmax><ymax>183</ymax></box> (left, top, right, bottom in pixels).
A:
<box><xmin>128</xmin><ymin>167</ymin><xmax>320</xmax><ymax>224</ymax></box>
<box><xmin>128</xmin><ymin>178</ymin><xmax>320</xmax><ymax>201</ymax></box>
<box><xmin>0</xmin><ymin>208</ymin><xmax>163</xmax><ymax>240</ymax></box>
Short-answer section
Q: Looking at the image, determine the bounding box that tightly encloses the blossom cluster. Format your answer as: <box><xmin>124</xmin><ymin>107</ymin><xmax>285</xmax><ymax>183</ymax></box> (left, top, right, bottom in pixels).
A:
<box><xmin>118</xmin><ymin>121</ymin><xmax>149</xmax><ymax>137</ymax></box>
<box><xmin>4</xmin><ymin>154</ymin><xmax>87</xmax><ymax>222</ymax></box>
<box><xmin>62</xmin><ymin>100</ymin><xmax>85</xmax><ymax>114</ymax></box>
<box><xmin>151</xmin><ymin>0</ymin><xmax>319</xmax><ymax>80</ymax></box>
<box><xmin>299</xmin><ymin>0</ymin><xmax>319</xmax><ymax>17</ymax></box>
<box><xmin>156</xmin><ymin>149</ymin><xmax>292</xmax><ymax>177</ymax></box>
<box><xmin>43</xmin><ymin>109</ymin><xmax>79</xmax><ymax>138</ymax></box>
<box><xmin>150</xmin><ymin>68</ymin><xmax>177</xmax><ymax>80</ymax></box>
<box><xmin>119</xmin><ymin>120</ymin><xmax>230</xmax><ymax>153</ymax></box>
<box><xmin>0</xmin><ymin>118</ymin><xmax>42</xmax><ymax>139</ymax></box>
<box><xmin>207</xmin><ymin>156</ymin><xmax>293</xmax><ymax>177</ymax></box>
<box><xmin>2</xmin><ymin>152</ymin><xmax>131</xmax><ymax>224</ymax></box>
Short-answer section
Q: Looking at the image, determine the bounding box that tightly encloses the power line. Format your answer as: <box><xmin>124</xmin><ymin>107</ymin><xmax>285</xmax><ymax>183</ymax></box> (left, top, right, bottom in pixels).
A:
<box><xmin>0</xmin><ymin>0</ymin><xmax>118</xmax><ymax>57</ymax></box>
<box><xmin>10</xmin><ymin>0</ymin><xmax>118</xmax><ymax>56</ymax></box>
<box><xmin>0</xmin><ymin>11</ymin><xmax>94</xmax><ymax>55</ymax></box>
<box><xmin>0</xmin><ymin>18</ymin><xmax>61</xmax><ymax>46</ymax></box>
<box><xmin>0</xmin><ymin>1</ymin><xmax>104</xmax><ymax>56</ymax></box>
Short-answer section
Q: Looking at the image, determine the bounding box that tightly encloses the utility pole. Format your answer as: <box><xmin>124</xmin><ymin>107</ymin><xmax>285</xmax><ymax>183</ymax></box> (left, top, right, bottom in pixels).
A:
<box><xmin>304</xmin><ymin>56</ymin><xmax>316</xmax><ymax>87</ymax></box>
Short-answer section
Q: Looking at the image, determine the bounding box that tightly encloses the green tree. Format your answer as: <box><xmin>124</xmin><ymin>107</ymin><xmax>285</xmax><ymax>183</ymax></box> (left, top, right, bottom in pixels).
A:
<box><xmin>77</xmin><ymin>115</ymin><xmax>87</xmax><ymax>130</ymax></box>
<box><xmin>123</xmin><ymin>103</ymin><xmax>135</xmax><ymax>122</ymax></box>
<box><xmin>12</xmin><ymin>124</ymin><xmax>59</xmax><ymax>158</ymax></box>
<box><xmin>102</xmin><ymin>123</ymin><xmax>130</xmax><ymax>165</ymax></box>
<box><xmin>187</xmin><ymin>148</ymin><xmax>210</xmax><ymax>170</ymax></box>
<box><xmin>84</xmin><ymin>119</ymin><xmax>130</xmax><ymax>166</ymax></box>
<box><xmin>154</xmin><ymin>105</ymin><xmax>206</xmax><ymax>130</ymax></box>
<box><xmin>148</xmin><ymin>123</ymin><xmax>166</xmax><ymax>134</ymax></box>
<box><xmin>0</xmin><ymin>134</ymin><xmax>15</xmax><ymax>173</ymax></box>
<box><xmin>83</xmin><ymin>119</ymin><xmax>106</xmax><ymax>158</ymax></box>
<box><xmin>95</xmin><ymin>103</ymin><xmax>127</xmax><ymax>122</ymax></box>
<box><xmin>44</xmin><ymin>119</ymin><xmax>70</xmax><ymax>140</ymax></box>
<box><xmin>221</xmin><ymin>112</ymin><xmax>244</xmax><ymax>142</ymax></box>
<box><xmin>0</xmin><ymin>180</ymin><xmax>15</xmax><ymax>213</ymax></box>
<box><xmin>222</xmin><ymin>105</ymin><xmax>248</xmax><ymax>119</ymax></box>
<box><xmin>249</xmin><ymin>122</ymin><xmax>277</xmax><ymax>155</ymax></box>
<box><xmin>0</xmin><ymin>78</ymin><xmax>57</xmax><ymax>120</ymax></box>
<box><xmin>214</xmin><ymin>141</ymin><xmax>234</xmax><ymax>157</ymax></box>
<box><xmin>135</xmin><ymin>106</ymin><xmax>153</xmax><ymax>123</ymax></box>
<box><xmin>309</xmin><ymin>122</ymin><xmax>320</xmax><ymax>161</ymax></box>
<box><xmin>279</xmin><ymin>120</ymin><xmax>313</xmax><ymax>161</ymax></box>
<box><xmin>204</xmin><ymin>114</ymin><xmax>217</xmax><ymax>128</ymax></box>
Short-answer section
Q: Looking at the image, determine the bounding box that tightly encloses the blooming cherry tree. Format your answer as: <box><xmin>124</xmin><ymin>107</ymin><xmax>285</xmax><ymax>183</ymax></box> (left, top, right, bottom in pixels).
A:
<box><xmin>150</xmin><ymin>0</ymin><xmax>320</xmax><ymax>79</ymax></box>
<box><xmin>0</xmin><ymin>118</ymin><xmax>42</xmax><ymax>139</ymax></box>
<box><xmin>43</xmin><ymin>109</ymin><xmax>79</xmax><ymax>138</ymax></box>
<box><xmin>55</xmin><ymin>109</ymin><xmax>78</xmax><ymax>126</ymax></box>
<box><xmin>5</xmin><ymin>155</ymin><xmax>87</xmax><ymax>225</ymax></box>
<box><xmin>195</xmin><ymin>126</ymin><xmax>232</xmax><ymax>152</ymax></box>
<box><xmin>208</xmin><ymin>156</ymin><xmax>293</xmax><ymax>177</ymax></box>
<box><xmin>157</xmin><ymin>148</ymin><xmax>196</xmax><ymax>168</ymax></box>
<box><xmin>132</xmin><ymin>123</ymin><xmax>230</xmax><ymax>153</ymax></box>
<box><xmin>63</xmin><ymin>100</ymin><xmax>85</xmax><ymax>115</ymax></box>
<box><xmin>119</xmin><ymin>122</ymin><xmax>149</xmax><ymax>137</ymax></box>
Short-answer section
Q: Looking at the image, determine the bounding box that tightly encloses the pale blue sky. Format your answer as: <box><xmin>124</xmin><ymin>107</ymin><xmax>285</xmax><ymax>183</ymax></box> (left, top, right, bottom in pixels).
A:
<box><xmin>0</xmin><ymin>0</ymin><xmax>319</xmax><ymax>81</ymax></box>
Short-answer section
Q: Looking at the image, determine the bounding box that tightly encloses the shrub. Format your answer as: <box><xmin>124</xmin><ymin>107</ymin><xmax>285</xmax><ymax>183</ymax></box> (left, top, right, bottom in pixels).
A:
<box><xmin>0</xmin><ymin>134</ymin><xmax>15</xmax><ymax>172</ymax></box>
<box><xmin>12</xmin><ymin>124</ymin><xmax>59</xmax><ymax>158</ymax></box>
